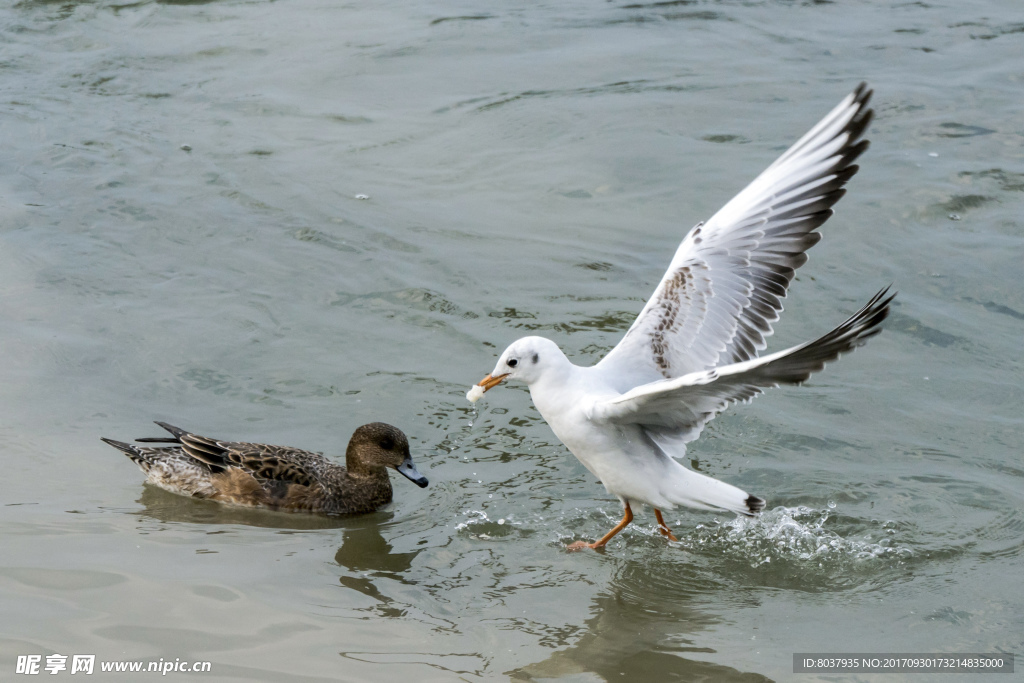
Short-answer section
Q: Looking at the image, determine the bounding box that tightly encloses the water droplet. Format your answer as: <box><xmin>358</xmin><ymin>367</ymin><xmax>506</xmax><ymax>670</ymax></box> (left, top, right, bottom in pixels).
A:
<box><xmin>827</xmin><ymin>500</ymin><xmax>837</xmax><ymax>509</ymax></box>
<box><xmin>355</xmin><ymin>194</ymin><xmax>370</xmax><ymax>200</ymax></box>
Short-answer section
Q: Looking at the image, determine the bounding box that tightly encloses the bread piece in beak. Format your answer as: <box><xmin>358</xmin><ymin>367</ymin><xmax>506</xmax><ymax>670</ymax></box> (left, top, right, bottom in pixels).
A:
<box><xmin>466</xmin><ymin>373</ymin><xmax>508</xmax><ymax>402</ymax></box>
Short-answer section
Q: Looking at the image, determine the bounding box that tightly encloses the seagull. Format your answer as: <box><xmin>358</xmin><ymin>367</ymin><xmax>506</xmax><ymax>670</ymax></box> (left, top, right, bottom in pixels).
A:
<box><xmin>467</xmin><ymin>83</ymin><xmax>893</xmax><ymax>551</ymax></box>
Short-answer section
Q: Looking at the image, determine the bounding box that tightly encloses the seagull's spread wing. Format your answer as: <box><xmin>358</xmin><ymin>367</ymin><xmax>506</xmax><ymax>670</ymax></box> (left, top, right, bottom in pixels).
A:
<box><xmin>596</xmin><ymin>84</ymin><xmax>874</xmax><ymax>388</ymax></box>
<box><xmin>590</xmin><ymin>288</ymin><xmax>893</xmax><ymax>448</ymax></box>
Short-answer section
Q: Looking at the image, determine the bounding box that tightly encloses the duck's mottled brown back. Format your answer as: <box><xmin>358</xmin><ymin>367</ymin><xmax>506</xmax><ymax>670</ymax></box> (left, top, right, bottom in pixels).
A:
<box><xmin>102</xmin><ymin>421</ymin><xmax>427</xmax><ymax>516</ymax></box>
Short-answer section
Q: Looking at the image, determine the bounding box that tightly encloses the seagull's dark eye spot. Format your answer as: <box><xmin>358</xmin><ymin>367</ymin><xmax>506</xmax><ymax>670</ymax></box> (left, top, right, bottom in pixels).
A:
<box><xmin>507</xmin><ymin>358</ymin><xmax>518</xmax><ymax>368</ymax></box>
<box><xmin>379</xmin><ymin>438</ymin><xmax>394</xmax><ymax>450</ymax></box>
<box><xmin>532</xmin><ymin>354</ymin><xmax>539</xmax><ymax>364</ymax></box>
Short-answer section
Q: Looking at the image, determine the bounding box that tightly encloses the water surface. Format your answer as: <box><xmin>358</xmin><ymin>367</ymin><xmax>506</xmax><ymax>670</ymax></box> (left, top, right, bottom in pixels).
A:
<box><xmin>1</xmin><ymin>0</ymin><xmax>1022</xmax><ymax>680</ymax></box>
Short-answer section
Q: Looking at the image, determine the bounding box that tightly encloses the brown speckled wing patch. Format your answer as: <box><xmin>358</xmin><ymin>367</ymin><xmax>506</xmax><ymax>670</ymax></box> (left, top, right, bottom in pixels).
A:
<box><xmin>650</xmin><ymin>265</ymin><xmax>692</xmax><ymax>376</ymax></box>
<box><xmin>220</xmin><ymin>443</ymin><xmax>326</xmax><ymax>488</ymax></box>
<box><xmin>645</xmin><ymin>263</ymin><xmax>712</xmax><ymax>378</ymax></box>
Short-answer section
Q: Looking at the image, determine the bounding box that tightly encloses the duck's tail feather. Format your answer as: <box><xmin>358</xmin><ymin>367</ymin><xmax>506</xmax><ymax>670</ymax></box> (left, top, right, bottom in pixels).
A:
<box><xmin>128</xmin><ymin>422</ymin><xmax>229</xmax><ymax>473</ymax></box>
<box><xmin>101</xmin><ymin>437</ymin><xmax>140</xmax><ymax>457</ymax></box>
<box><xmin>132</xmin><ymin>421</ymin><xmax>190</xmax><ymax>443</ymax></box>
<box><xmin>101</xmin><ymin>437</ymin><xmax>168</xmax><ymax>472</ymax></box>
<box><xmin>102</xmin><ymin>436</ymin><xmax>219</xmax><ymax>497</ymax></box>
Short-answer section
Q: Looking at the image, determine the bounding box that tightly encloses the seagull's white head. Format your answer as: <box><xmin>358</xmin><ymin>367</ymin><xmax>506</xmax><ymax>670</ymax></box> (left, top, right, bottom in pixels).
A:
<box><xmin>468</xmin><ymin>336</ymin><xmax>566</xmax><ymax>401</ymax></box>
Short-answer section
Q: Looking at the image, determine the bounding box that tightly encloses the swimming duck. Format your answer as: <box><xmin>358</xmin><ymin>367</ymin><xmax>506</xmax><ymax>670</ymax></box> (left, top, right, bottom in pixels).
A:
<box><xmin>102</xmin><ymin>421</ymin><xmax>428</xmax><ymax>515</ymax></box>
<box><xmin>468</xmin><ymin>83</ymin><xmax>892</xmax><ymax>550</ymax></box>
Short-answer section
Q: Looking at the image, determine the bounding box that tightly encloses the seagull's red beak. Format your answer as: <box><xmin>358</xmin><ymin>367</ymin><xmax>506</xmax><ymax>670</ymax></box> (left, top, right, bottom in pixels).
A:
<box><xmin>477</xmin><ymin>373</ymin><xmax>508</xmax><ymax>392</ymax></box>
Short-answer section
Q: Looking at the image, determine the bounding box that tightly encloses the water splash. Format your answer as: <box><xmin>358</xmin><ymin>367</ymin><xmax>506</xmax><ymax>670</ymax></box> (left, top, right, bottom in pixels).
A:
<box><xmin>454</xmin><ymin>509</ymin><xmax>523</xmax><ymax>540</ymax></box>
<box><xmin>454</xmin><ymin>509</ymin><xmax>491</xmax><ymax>531</ymax></box>
<box><xmin>681</xmin><ymin>506</ymin><xmax>912</xmax><ymax>570</ymax></box>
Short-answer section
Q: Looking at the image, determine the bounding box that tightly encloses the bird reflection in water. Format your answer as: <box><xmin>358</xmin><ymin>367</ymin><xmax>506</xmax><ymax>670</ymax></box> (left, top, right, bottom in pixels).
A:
<box><xmin>133</xmin><ymin>485</ymin><xmax>423</xmax><ymax>615</ymax></box>
<box><xmin>335</xmin><ymin>524</ymin><xmax>422</xmax><ymax>613</ymax></box>
<box><xmin>509</xmin><ymin>559</ymin><xmax>771</xmax><ymax>682</ymax></box>
<box><xmin>135</xmin><ymin>485</ymin><xmax>352</xmax><ymax>530</ymax></box>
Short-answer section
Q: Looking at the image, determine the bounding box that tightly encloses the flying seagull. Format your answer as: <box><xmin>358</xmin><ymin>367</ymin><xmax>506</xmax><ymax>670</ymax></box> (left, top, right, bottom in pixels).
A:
<box><xmin>468</xmin><ymin>83</ymin><xmax>892</xmax><ymax>550</ymax></box>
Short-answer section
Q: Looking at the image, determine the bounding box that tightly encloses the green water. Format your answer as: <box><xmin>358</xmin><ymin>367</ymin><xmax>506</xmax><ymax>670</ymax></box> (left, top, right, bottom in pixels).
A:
<box><xmin>1</xmin><ymin>0</ymin><xmax>1022</xmax><ymax>680</ymax></box>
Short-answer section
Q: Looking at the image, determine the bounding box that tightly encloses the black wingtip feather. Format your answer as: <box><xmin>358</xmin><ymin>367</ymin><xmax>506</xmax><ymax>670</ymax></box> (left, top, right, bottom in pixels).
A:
<box><xmin>747</xmin><ymin>286</ymin><xmax>894</xmax><ymax>388</ymax></box>
<box><xmin>852</xmin><ymin>82</ymin><xmax>873</xmax><ymax>109</ymax></box>
<box><xmin>833</xmin><ymin>165</ymin><xmax>859</xmax><ymax>185</ymax></box>
<box><xmin>843</xmin><ymin>137</ymin><xmax>871</xmax><ymax>164</ymax></box>
<box><xmin>848</xmin><ymin>110</ymin><xmax>873</xmax><ymax>143</ymax></box>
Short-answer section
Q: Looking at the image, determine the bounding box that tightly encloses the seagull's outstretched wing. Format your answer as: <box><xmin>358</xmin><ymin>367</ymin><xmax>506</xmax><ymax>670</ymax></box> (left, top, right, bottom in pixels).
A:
<box><xmin>591</xmin><ymin>288</ymin><xmax>893</xmax><ymax>448</ymax></box>
<box><xmin>596</xmin><ymin>84</ymin><xmax>874</xmax><ymax>388</ymax></box>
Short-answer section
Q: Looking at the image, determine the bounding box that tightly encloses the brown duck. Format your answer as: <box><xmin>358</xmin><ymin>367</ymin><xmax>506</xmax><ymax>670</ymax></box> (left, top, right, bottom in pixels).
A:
<box><xmin>102</xmin><ymin>421</ymin><xmax>428</xmax><ymax>515</ymax></box>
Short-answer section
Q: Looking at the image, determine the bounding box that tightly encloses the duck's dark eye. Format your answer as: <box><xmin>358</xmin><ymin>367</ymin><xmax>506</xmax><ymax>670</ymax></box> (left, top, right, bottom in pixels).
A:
<box><xmin>507</xmin><ymin>358</ymin><xmax>518</xmax><ymax>368</ymax></box>
<box><xmin>379</xmin><ymin>438</ymin><xmax>394</xmax><ymax>450</ymax></box>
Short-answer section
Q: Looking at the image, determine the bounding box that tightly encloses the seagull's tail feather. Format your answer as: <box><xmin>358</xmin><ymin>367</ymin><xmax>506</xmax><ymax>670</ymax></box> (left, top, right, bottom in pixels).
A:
<box><xmin>659</xmin><ymin>460</ymin><xmax>764</xmax><ymax>517</ymax></box>
<box><xmin>643</xmin><ymin>432</ymin><xmax>764</xmax><ymax>516</ymax></box>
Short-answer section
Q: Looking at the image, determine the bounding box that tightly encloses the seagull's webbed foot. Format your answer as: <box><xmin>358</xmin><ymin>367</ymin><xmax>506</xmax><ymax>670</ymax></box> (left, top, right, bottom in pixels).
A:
<box><xmin>655</xmin><ymin>508</ymin><xmax>679</xmax><ymax>542</ymax></box>
<box><xmin>566</xmin><ymin>502</ymin><xmax>634</xmax><ymax>552</ymax></box>
<box><xmin>566</xmin><ymin>540</ymin><xmax>600</xmax><ymax>552</ymax></box>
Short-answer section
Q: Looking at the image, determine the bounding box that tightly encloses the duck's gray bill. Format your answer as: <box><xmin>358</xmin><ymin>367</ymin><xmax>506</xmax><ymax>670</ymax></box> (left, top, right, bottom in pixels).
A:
<box><xmin>396</xmin><ymin>457</ymin><xmax>429</xmax><ymax>488</ymax></box>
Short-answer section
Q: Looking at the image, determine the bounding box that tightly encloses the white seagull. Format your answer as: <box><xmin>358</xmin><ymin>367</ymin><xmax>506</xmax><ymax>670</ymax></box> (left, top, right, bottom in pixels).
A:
<box><xmin>468</xmin><ymin>83</ymin><xmax>893</xmax><ymax>551</ymax></box>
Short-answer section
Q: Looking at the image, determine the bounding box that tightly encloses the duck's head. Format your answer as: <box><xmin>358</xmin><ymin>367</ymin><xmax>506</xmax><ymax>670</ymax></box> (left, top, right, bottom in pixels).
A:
<box><xmin>348</xmin><ymin>423</ymin><xmax>428</xmax><ymax>488</ymax></box>
<box><xmin>468</xmin><ymin>336</ymin><xmax>565</xmax><ymax>401</ymax></box>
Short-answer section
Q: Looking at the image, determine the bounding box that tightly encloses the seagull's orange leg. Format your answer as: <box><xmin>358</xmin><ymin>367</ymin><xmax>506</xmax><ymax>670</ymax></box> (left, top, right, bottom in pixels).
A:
<box><xmin>655</xmin><ymin>509</ymin><xmax>678</xmax><ymax>542</ymax></box>
<box><xmin>567</xmin><ymin>502</ymin><xmax>633</xmax><ymax>551</ymax></box>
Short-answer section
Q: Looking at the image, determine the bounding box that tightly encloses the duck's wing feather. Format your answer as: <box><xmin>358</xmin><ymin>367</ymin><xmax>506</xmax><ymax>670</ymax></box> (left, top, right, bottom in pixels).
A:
<box><xmin>596</xmin><ymin>84</ymin><xmax>873</xmax><ymax>387</ymax></box>
<box><xmin>151</xmin><ymin>422</ymin><xmax>330</xmax><ymax>487</ymax></box>
<box><xmin>591</xmin><ymin>288</ymin><xmax>893</xmax><ymax>447</ymax></box>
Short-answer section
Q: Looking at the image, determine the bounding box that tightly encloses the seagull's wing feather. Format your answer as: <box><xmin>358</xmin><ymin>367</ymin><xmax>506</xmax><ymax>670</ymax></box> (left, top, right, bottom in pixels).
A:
<box><xmin>596</xmin><ymin>84</ymin><xmax>874</xmax><ymax>387</ymax></box>
<box><xmin>591</xmin><ymin>288</ymin><xmax>893</xmax><ymax>447</ymax></box>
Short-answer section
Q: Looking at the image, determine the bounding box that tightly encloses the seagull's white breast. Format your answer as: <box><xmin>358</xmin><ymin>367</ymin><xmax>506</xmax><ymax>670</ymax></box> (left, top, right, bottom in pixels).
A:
<box><xmin>527</xmin><ymin>368</ymin><xmax>678</xmax><ymax>507</ymax></box>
